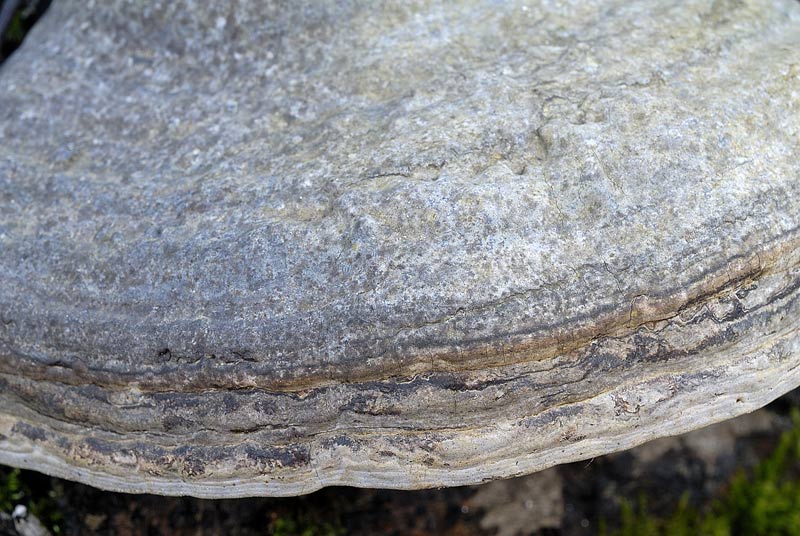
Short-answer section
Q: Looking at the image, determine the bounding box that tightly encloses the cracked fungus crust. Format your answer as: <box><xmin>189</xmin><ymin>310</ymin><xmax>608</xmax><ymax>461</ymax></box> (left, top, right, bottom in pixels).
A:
<box><xmin>0</xmin><ymin>0</ymin><xmax>799</xmax><ymax>497</ymax></box>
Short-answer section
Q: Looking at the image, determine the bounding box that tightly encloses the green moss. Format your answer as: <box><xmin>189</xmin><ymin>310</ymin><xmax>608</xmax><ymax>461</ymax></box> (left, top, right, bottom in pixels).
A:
<box><xmin>0</xmin><ymin>466</ymin><xmax>64</xmax><ymax>534</ymax></box>
<box><xmin>602</xmin><ymin>408</ymin><xmax>800</xmax><ymax>536</ymax></box>
<box><xmin>270</xmin><ymin>513</ymin><xmax>344</xmax><ymax>536</ymax></box>
<box><xmin>0</xmin><ymin>467</ymin><xmax>24</xmax><ymax>512</ymax></box>
<box><xmin>4</xmin><ymin>11</ymin><xmax>25</xmax><ymax>43</ymax></box>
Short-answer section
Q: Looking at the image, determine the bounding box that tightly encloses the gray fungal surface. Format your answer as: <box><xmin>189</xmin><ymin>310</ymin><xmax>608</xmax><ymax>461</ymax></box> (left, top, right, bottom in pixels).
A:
<box><xmin>0</xmin><ymin>0</ymin><xmax>799</xmax><ymax>497</ymax></box>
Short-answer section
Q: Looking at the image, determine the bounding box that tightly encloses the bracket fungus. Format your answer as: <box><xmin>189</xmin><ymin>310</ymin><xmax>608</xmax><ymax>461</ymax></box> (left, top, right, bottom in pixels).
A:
<box><xmin>0</xmin><ymin>0</ymin><xmax>799</xmax><ymax>498</ymax></box>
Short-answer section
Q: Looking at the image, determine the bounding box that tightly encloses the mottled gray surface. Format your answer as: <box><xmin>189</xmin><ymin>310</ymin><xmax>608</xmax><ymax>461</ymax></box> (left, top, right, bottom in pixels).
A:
<box><xmin>0</xmin><ymin>0</ymin><xmax>798</xmax><ymax>497</ymax></box>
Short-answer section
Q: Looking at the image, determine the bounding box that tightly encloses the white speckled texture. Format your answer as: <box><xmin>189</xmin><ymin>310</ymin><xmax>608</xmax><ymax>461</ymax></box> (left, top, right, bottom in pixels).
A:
<box><xmin>0</xmin><ymin>0</ymin><xmax>798</xmax><ymax>496</ymax></box>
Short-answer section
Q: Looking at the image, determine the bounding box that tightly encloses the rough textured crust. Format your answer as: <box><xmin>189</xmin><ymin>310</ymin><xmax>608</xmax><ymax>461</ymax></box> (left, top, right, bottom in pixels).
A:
<box><xmin>0</xmin><ymin>0</ymin><xmax>799</xmax><ymax>496</ymax></box>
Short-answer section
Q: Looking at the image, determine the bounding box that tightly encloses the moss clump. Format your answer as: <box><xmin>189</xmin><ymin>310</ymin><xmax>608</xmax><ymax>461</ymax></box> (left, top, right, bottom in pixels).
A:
<box><xmin>269</xmin><ymin>512</ymin><xmax>344</xmax><ymax>536</ymax></box>
<box><xmin>0</xmin><ymin>466</ymin><xmax>64</xmax><ymax>534</ymax></box>
<box><xmin>602</xmin><ymin>408</ymin><xmax>800</xmax><ymax>536</ymax></box>
<box><xmin>2</xmin><ymin>9</ymin><xmax>25</xmax><ymax>43</ymax></box>
<box><xmin>0</xmin><ymin>467</ymin><xmax>24</xmax><ymax>512</ymax></box>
